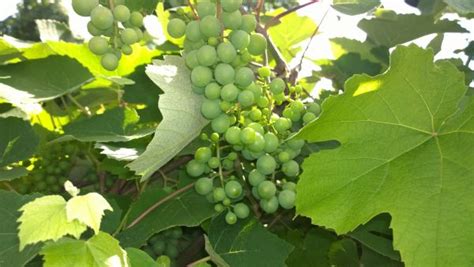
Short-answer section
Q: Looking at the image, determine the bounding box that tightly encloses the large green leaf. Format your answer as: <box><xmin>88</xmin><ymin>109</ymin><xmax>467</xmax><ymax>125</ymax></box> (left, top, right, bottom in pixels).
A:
<box><xmin>358</xmin><ymin>14</ymin><xmax>467</xmax><ymax>47</ymax></box>
<box><xmin>206</xmin><ymin>214</ymin><xmax>293</xmax><ymax>267</ymax></box>
<box><xmin>0</xmin><ymin>38</ymin><xmax>22</xmax><ymax>62</ymax></box>
<box><xmin>62</xmin><ymin>107</ymin><xmax>156</xmax><ymax>143</ymax></box>
<box><xmin>443</xmin><ymin>0</ymin><xmax>474</xmax><ymax>14</ymax></box>
<box><xmin>127</xmin><ymin>56</ymin><xmax>208</xmax><ymax>180</ymax></box>
<box><xmin>118</xmin><ymin>188</ymin><xmax>215</xmax><ymax>247</ymax></box>
<box><xmin>286</xmin><ymin>228</ymin><xmax>336</xmax><ymax>267</ymax></box>
<box><xmin>0</xmin><ymin>191</ymin><xmax>41</xmax><ymax>267</ymax></box>
<box><xmin>332</xmin><ymin>0</ymin><xmax>380</xmax><ymax>15</ymax></box>
<box><xmin>0</xmin><ymin>56</ymin><xmax>93</xmax><ymax>106</ymax></box>
<box><xmin>0</xmin><ymin>117</ymin><xmax>39</xmax><ymax>167</ymax></box>
<box><xmin>40</xmin><ymin>232</ymin><xmax>129</xmax><ymax>267</ymax></box>
<box><xmin>296</xmin><ymin>45</ymin><xmax>473</xmax><ymax>266</ymax></box>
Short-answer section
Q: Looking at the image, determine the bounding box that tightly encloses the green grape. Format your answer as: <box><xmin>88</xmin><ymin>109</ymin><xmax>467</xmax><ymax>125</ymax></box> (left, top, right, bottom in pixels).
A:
<box><xmin>222</xmin><ymin>0</ymin><xmax>242</xmax><ymax>12</ymax></box>
<box><xmin>133</xmin><ymin>27</ymin><xmax>143</xmax><ymax>40</ymax></box>
<box><xmin>248</xmin><ymin>132</ymin><xmax>265</xmax><ymax>152</ymax></box>
<box><xmin>222</xmin><ymin>158</ymin><xmax>235</xmax><ymax>170</ymax></box>
<box><xmin>225</xmin><ymin>126</ymin><xmax>241</xmax><ymax>145</ymax></box>
<box><xmin>211</xmin><ymin>114</ymin><xmax>230</xmax><ymax>133</ymax></box>
<box><xmin>260</xmin><ymin>196</ymin><xmax>279</xmax><ymax>213</ymax></box>
<box><xmin>238</xmin><ymin>90</ymin><xmax>255</xmax><ymax>107</ymax></box>
<box><xmin>121</xmin><ymin>45</ymin><xmax>133</xmax><ymax>55</ymax></box>
<box><xmin>264</xmin><ymin>133</ymin><xmax>279</xmax><ymax>153</ymax></box>
<box><xmin>191</xmin><ymin>66</ymin><xmax>213</xmax><ymax>87</ymax></box>
<box><xmin>278</xmin><ymin>151</ymin><xmax>291</xmax><ymax>163</ymax></box>
<box><xmin>72</xmin><ymin>0</ymin><xmax>98</xmax><ymax>17</ymax></box>
<box><xmin>186</xmin><ymin>160</ymin><xmax>205</xmax><ymax>177</ymax></box>
<box><xmin>196</xmin><ymin>2</ymin><xmax>216</xmax><ymax>18</ymax></box>
<box><xmin>274</xmin><ymin>117</ymin><xmax>292</xmax><ymax>133</ymax></box>
<box><xmin>213</xmin><ymin>187</ymin><xmax>226</xmax><ymax>201</ymax></box>
<box><xmin>230</xmin><ymin>30</ymin><xmax>250</xmax><ymax>50</ymax></box>
<box><xmin>240</xmin><ymin>127</ymin><xmax>256</xmax><ymax>145</ymax></box>
<box><xmin>200</xmin><ymin>16</ymin><xmax>221</xmax><ymax>38</ymax></box>
<box><xmin>87</xmin><ymin>21</ymin><xmax>102</xmax><ymax>36</ymax></box>
<box><xmin>235</xmin><ymin>67</ymin><xmax>255</xmax><ymax>88</ymax></box>
<box><xmin>287</xmin><ymin>139</ymin><xmax>305</xmax><ymax>150</ymax></box>
<box><xmin>217</xmin><ymin>42</ymin><xmax>237</xmax><ymax>63</ymax></box>
<box><xmin>208</xmin><ymin>157</ymin><xmax>220</xmax><ymax>169</ymax></box>
<box><xmin>121</xmin><ymin>28</ymin><xmax>138</xmax><ymax>45</ymax></box>
<box><xmin>231</xmin><ymin>56</ymin><xmax>243</xmax><ymax>68</ymax></box>
<box><xmin>249</xmin><ymin>108</ymin><xmax>262</xmax><ymax>121</ymax></box>
<box><xmin>222</xmin><ymin>10</ymin><xmax>242</xmax><ymax>30</ymax></box>
<box><xmin>164</xmin><ymin>244</ymin><xmax>179</xmax><ymax>258</ymax></box>
<box><xmin>248</xmin><ymin>169</ymin><xmax>265</xmax><ymax>186</ymax></box>
<box><xmin>256</xmin><ymin>96</ymin><xmax>269</xmax><ymax>108</ymax></box>
<box><xmin>207</xmin><ymin>37</ymin><xmax>219</xmax><ymax>46</ymax></box>
<box><xmin>185</xmin><ymin>21</ymin><xmax>202</xmax><ymax>41</ymax></box>
<box><xmin>258</xmin><ymin>67</ymin><xmax>271</xmax><ymax>78</ymax></box>
<box><xmin>129</xmin><ymin>11</ymin><xmax>144</xmax><ymax>27</ymax></box>
<box><xmin>152</xmin><ymin>240</ymin><xmax>166</xmax><ymax>254</ymax></box>
<box><xmin>220</xmin><ymin>101</ymin><xmax>232</xmax><ymax>112</ymax></box>
<box><xmin>278</xmin><ymin>190</ymin><xmax>296</xmax><ymax>209</ymax></box>
<box><xmin>225</xmin><ymin>180</ymin><xmax>242</xmax><ymax>198</ymax></box>
<box><xmin>247</xmin><ymin>122</ymin><xmax>264</xmax><ymax>135</ymax></box>
<box><xmin>215</xmin><ymin>203</ymin><xmax>225</xmax><ymax>212</ymax></box>
<box><xmin>197</xmin><ymin>45</ymin><xmax>217</xmax><ymax>66</ymax></box>
<box><xmin>91</xmin><ymin>6</ymin><xmax>114</xmax><ymax>30</ymax></box>
<box><xmin>240</xmin><ymin>14</ymin><xmax>257</xmax><ymax>33</ymax></box>
<box><xmin>113</xmin><ymin>5</ymin><xmax>130</xmax><ymax>22</ymax></box>
<box><xmin>193</xmin><ymin>85</ymin><xmax>205</xmax><ymax>95</ymax></box>
<box><xmin>101</xmin><ymin>53</ymin><xmax>119</xmax><ymax>71</ymax></box>
<box><xmin>282</xmin><ymin>160</ymin><xmax>300</xmax><ymax>177</ymax></box>
<box><xmin>210</xmin><ymin>132</ymin><xmax>220</xmax><ymax>142</ymax></box>
<box><xmin>214</xmin><ymin>63</ymin><xmax>235</xmax><ymax>85</ymax></box>
<box><xmin>195</xmin><ymin>177</ymin><xmax>213</xmax><ymax>195</ymax></box>
<box><xmin>248</xmin><ymin>34</ymin><xmax>267</xmax><ymax>56</ymax></box>
<box><xmin>201</xmin><ymin>99</ymin><xmax>221</xmax><ymax>119</ymax></box>
<box><xmin>256</xmin><ymin>154</ymin><xmax>277</xmax><ymax>175</ymax></box>
<box><xmin>195</xmin><ymin>147</ymin><xmax>212</xmax><ymax>163</ymax></box>
<box><xmin>185</xmin><ymin>51</ymin><xmax>199</xmax><ymax>69</ymax></box>
<box><xmin>283</xmin><ymin>182</ymin><xmax>296</xmax><ymax>191</ymax></box>
<box><xmin>247</xmin><ymin>83</ymin><xmax>263</xmax><ymax>97</ymax></box>
<box><xmin>252</xmin><ymin>186</ymin><xmax>261</xmax><ymax>199</ymax></box>
<box><xmin>227</xmin><ymin>152</ymin><xmax>238</xmax><ymax>160</ymax></box>
<box><xmin>307</xmin><ymin>102</ymin><xmax>321</xmax><ymax>115</ymax></box>
<box><xmin>205</xmin><ymin>82</ymin><xmax>221</xmax><ymax>99</ymax></box>
<box><xmin>303</xmin><ymin>112</ymin><xmax>317</xmax><ymax>124</ymax></box>
<box><xmin>88</xmin><ymin>36</ymin><xmax>108</xmax><ymax>55</ymax></box>
<box><xmin>221</xmin><ymin>84</ymin><xmax>239</xmax><ymax>102</ymax></box>
<box><xmin>234</xmin><ymin>203</ymin><xmax>250</xmax><ymax>219</ymax></box>
<box><xmin>45</xmin><ymin>176</ymin><xmax>57</xmax><ymax>185</ymax></box>
<box><xmin>290</xmin><ymin>100</ymin><xmax>305</xmax><ymax>113</ymax></box>
<box><xmin>225</xmin><ymin>211</ymin><xmax>238</xmax><ymax>224</ymax></box>
<box><xmin>270</xmin><ymin>78</ymin><xmax>286</xmax><ymax>94</ymax></box>
<box><xmin>167</xmin><ymin>18</ymin><xmax>186</xmax><ymax>38</ymax></box>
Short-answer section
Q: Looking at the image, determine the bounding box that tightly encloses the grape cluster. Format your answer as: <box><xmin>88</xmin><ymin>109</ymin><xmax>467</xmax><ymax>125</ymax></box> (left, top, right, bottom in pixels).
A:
<box><xmin>143</xmin><ymin>227</ymin><xmax>185</xmax><ymax>260</ymax></box>
<box><xmin>168</xmin><ymin>0</ymin><xmax>321</xmax><ymax>224</ymax></box>
<box><xmin>72</xmin><ymin>0</ymin><xmax>145</xmax><ymax>71</ymax></box>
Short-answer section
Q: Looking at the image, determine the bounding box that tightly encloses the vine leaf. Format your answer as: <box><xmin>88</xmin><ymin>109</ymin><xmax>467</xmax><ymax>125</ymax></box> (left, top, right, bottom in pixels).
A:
<box><xmin>66</xmin><ymin>193</ymin><xmax>113</xmax><ymax>234</ymax></box>
<box><xmin>127</xmin><ymin>56</ymin><xmax>208</xmax><ymax>180</ymax></box>
<box><xmin>443</xmin><ymin>0</ymin><xmax>474</xmax><ymax>14</ymax></box>
<box><xmin>17</xmin><ymin>195</ymin><xmax>87</xmax><ymax>250</ymax></box>
<box><xmin>0</xmin><ymin>117</ymin><xmax>39</xmax><ymax>168</ymax></box>
<box><xmin>40</xmin><ymin>232</ymin><xmax>129</xmax><ymax>267</ymax></box>
<box><xmin>296</xmin><ymin>45</ymin><xmax>473</xmax><ymax>266</ymax></box>
<box><xmin>206</xmin><ymin>214</ymin><xmax>294</xmax><ymax>267</ymax></box>
<box><xmin>332</xmin><ymin>0</ymin><xmax>380</xmax><ymax>15</ymax></box>
<box><xmin>126</xmin><ymin>248</ymin><xmax>158</xmax><ymax>267</ymax></box>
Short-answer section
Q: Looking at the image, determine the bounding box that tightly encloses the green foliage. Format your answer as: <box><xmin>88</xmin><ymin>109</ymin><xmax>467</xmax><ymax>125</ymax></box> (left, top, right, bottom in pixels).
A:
<box><xmin>443</xmin><ymin>0</ymin><xmax>474</xmax><ymax>14</ymax></box>
<box><xmin>332</xmin><ymin>0</ymin><xmax>381</xmax><ymax>15</ymax></box>
<box><xmin>0</xmin><ymin>117</ymin><xmax>39</xmax><ymax>168</ymax></box>
<box><xmin>296</xmin><ymin>45</ymin><xmax>472</xmax><ymax>266</ymax></box>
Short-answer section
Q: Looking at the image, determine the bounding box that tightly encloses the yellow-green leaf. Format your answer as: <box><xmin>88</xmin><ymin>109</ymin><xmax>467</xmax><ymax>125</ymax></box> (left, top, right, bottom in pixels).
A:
<box><xmin>66</xmin><ymin>193</ymin><xmax>113</xmax><ymax>234</ymax></box>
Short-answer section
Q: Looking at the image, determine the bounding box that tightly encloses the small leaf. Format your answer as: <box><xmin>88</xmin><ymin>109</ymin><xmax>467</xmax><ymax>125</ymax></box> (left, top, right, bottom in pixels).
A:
<box><xmin>64</xmin><ymin>181</ymin><xmax>80</xmax><ymax>197</ymax></box>
<box><xmin>18</xmin><ymin>195</ymin><xmax>87</xmax><ymax>250</ymax></box>
<box><xmin>66</xmin><ymin>193</ymin><xmax>113</xmax><ymax>234</ymax></box>
<box><xmin>40</xmin><ymin>232</ymin><xmax>129</xmax><ymax>267</ymax></box>
<box><xmin>127</xmin><ymin>56</ymin><xmax>209</xmax><ymax>180</ymax></box>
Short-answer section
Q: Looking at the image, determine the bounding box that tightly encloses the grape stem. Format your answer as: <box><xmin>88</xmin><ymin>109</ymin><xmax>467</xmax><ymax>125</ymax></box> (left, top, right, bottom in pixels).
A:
<box><xmin>187</xmin><ymin>0</ymin><xmax>199</xmax><ymax>19</ymax></box>
<box><xmin>186</xmin><ymin>256</ymin><xmax>211</xmax><ymax>267</ymax></box>
<box><xmin>216</xmin><ymin>141</ymin><xmax>225</xmax><ymax>187</ymax></box>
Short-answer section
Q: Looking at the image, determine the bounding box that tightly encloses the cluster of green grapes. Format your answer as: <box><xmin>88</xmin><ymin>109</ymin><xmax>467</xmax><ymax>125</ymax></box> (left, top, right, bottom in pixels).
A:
<box><xmin>72</xmin><ymin>0</ymin><xmax>144</xmax><ymax>71</ymax></box>
<box><xmin>142</xmin><ymin>227</ymin><xmax>185</xmax><ymax>260</ymax></box>
<box><xmin>167</xmin><ymin>0</ymin><xmax>321</xmax><ymax>224</ymax></box>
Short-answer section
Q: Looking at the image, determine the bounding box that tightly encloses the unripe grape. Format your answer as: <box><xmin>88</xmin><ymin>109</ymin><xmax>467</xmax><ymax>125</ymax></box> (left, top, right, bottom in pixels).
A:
<box><xmin>282</xmin><ymin>160</ymin><xmax>300</xmax><ymax>177</ymax></box>
<box><xmin>225</xmin><ymin>211</ymin><xmax>238</xmax><ymax>224</ymax></box>
<box><xmin>240</xmin><ymin>127</ymin><xmax>256</xmax><ymax>145</ymax></box>
<box><xmin>217</xmin><ymin>42</ymin><xmax>237</xmax><ymax>63</ymax></box>
<box><xmin>168</xmin><ymin>18</ymin><xmax>186</xmax><ymax>38</ymax></box>
<box><xmin>193</xmin><ymin>85</ymin><xmax>205</xmax><ymax>95</ymax></box>
<box><xmin>88</xmin><ymin>36</ymin><xmax>109</xmax><ymax>55</ymax></box>
<box><xmin>238</xmin><ymin>90</ymin><xmax>255</xmax><ymax>107</ymax></box>
<box><xmin>197</xmin><ymin>2</ymin><xmax>216</xmax><ymax>18</ymax></box>
<box><xmin>208</xmin><ymin>157</ymin><xmax>220</xmax><ymax>169</ymax></box>
<box><xmin>121</xmin><ymin>45</ymin><xmax>133</xmax><ymax>55</ymax></box>
<box><xmin>234</xmin><ymin>203</ymin><xmax>250</xmax><ymax>219</ymax></box>
<box><xmin>121</xmin><ymin>28</ymin><xmax>138</xmax><ymax>44</ymax></box>
<box><xmin>258</xmin><ymin>67</ymin><xmax>271</xmax><ymax>78</ymax></box>
<box><xmin>260</xmin><ymin>196</ymin><xmax>279</xmax><ymax>213</ymax></box>
<box><xmin>91</xmin><ymin>6</ymin><xmax>114</xmax><ymax>30</ymax></box>
<box><xmin>195</xmin><ymin>147</ymin><xmax>212</xmax><ymax>163</ymax></box>
<box><xmin>307</xmin><ymin>102</ymin><xmax>321</xmax><ymax>115</ymax></box>
<box><xmin>186</xmin><ymin>160</ymin><xmax>205</xmax><ymax>177</ymax></box>
<box><xmin>287</xmin><ymin>139</ymin><xmax>305</xmax><ymax>150</ymax></box>
<box><xmin>101</xmin><ymin>53</ymin><xmax>119</xmax><ymax>71</ymax></box>
<box><xmin>213</xmin><ymin>187</ymin><xmax>226</xmax><ymax>201</ymax></box>
<box><xmin>185</xmin><ymin>51</ymin><xmax>199</xmax><ymax>69</ymax></box>
<box><xmin>201</xmin><ymin>99</ymin><xmax>221</xmax><ymax>119</ymax></box>
<box><xmin>248</xmin><ymin>132</ymin><xmax>265</xmax><ymax>152</ymax></box>
<box><xmin>195</xmin><ymin>178</ymin><xmax>213</xmax><ymax>195</ymax></box>
<box><xmin>200</xmin><ymin>16</ymin><xmax>221</xmax><ymax>38</ymax></box>
<box><xmin>225</xmin><ymin>126</ymin><xmax>241</xmax><ymax>145</ymax></box>
<box><xmin>191</xmin><ymin>66</ymin><xmax>213</xmax><ymax>87</ymax></box>
<box><xmin>283</xmin><ymin>182</ymin><xmax>296</xmax><ymax>192</ymax></box>
<box><xmin>247</xmin><ymin>122</ymin><xmax>264</xmax><ymax>135</ymax></box>
<box><xmin>230</xmin><ymin>30</ymin><xmax>250</xmax><ymax>50</ymax></box>
<box><xmin>72</xmin><ymin>0</ymin><xmax>98</xmax><ymax>17</ymax></box>
<box><xmin>278</xmin><ymin>151</ymin><xmax>291</xmax><ymax>163</ymax></box>
<box><xmin>186</xmin><ymin>21</ymin><xmax>202</xmax><ymax>42</ymax></box>
<box><xmin>211</xmin><ymin>114</ymin><xmax>230</xmax><ymax>133</ymax></box>
<box><xmin>152</xmin><ymin>240</ymin><xmax>166</xmax><ymax>254</ymax></box>
<box><xmin>205</xmin><ymin>82</ymin><xmax>221</xmax><ymax>100</ymax></box>
<box><xmin>274</xmin><ymin>117</ymin><xmax>292</xmax><ymax>133</ymax></box>
<box><xmin>171</xmin><ymin>228</ymin><xmax>183</xmax><ymax>239</ymax></box>
<box><xmin>270</xmin><ymin>78</ymin><xmax>286</xmax><ymax>94</ymax></box>
<box><xmin>215</xmin><ymin>203</ymin><xmax>225</xmax><ymax>212</ymax></box>
<box><xmin>248</xmin><ymin>169</ymin><xmax>265</xmax><ymax>186</ymax></box>
<box><xmin>257</xmin><ymin>154</ymin><xmax>277</xmax><ymax>175</ymax></box>
<box><xmin>221</xmin><ymin>84</ymin><xmax>239</xmax><ymax>102</ymax></box>
<box><xmin>257</xmin><ymin>180</ymin><xmax>276</xmax><ymax>199</ymax></box>
<box><xmin>197</xmin><ymin>45</ymin><xmax>217</xmax><ymax>66</ymax></box>
<box><xmin>222</xmin><ymin>10</ymin><xmax>242</xmax><ymax>30</ymax></box>
<box><xmin>165</xmin><ymin>244</ymin><xmax>179</xmax><ymax>258</ymax></box>
<box><xmin>225</xmin><ymin>180</ymin><xmax>242</xmax><ymax>198</ymax></box>
<box><xmin>222</xmin><ymin>0</ymin><xmax>242</xmax><ymax>12</ymax></box>
<box><xmin>235</xmin><ymin>67</ymin><xmax>254</xmax><ymax>88</ymax></box>
<box><xmin>303</xmin><ymin>112</ymin><xmax>317</xmax><ymax>124</ymax></box>
<box><xmin>256</xmin><ymin>96</ymin><xmax>269</xmax><ymax>108</ymax></box>
<box><xmin>247</xmin><ymin>34</ymin><xmax>266</xmax><ymax>56</ymax></box>
<box><xmin>129</xmin><ymin>11</ymin><xmax>144</xmax><ymax>27</ymax></box>
<box><xmin>291</xmin><ymin>100</ymin><xmax>305</xmax><ymax>113</ymax></box>
<box><xmin>240</xmin><ymin>14</ymin><xmax>257</xmax><ymax>33</ymax></box>
<box><xmin>220</xmin><ymin>101</ymin><xmax>232</xmax><ymax>112</ymax></box>
<box><xmin>278</xmin><ymin>190</ymin><xmax>296</xmax><ymax>209</ymax></box>
<box><xmin>87</xmin><ymin>21</ymin><xmax>102</xmax><ymax>36</ymax></box>
<box><xmin>215</xmin><ymin>63</ymin><xmax>235</xmax><ymax>85</ymax></box>
<box><xmin>114</xmin><ymin>5</ymin><xmax>130</xmax><ymax>22</ymax></box>
<box><xmin>249</xmin><ymin>108</ymin><xmax>262</xmax><ymax>121</ymax></box>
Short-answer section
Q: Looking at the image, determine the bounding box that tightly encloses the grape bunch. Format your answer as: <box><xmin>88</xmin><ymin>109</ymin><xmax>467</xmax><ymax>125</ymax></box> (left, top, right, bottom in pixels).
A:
<box><xmin>142</xmin><ymin>227</ymin><xmax>185</xmax><ymax>260</ymax></box>
<box><xmin>167</xmin><ymin>0</ymin><xmax>321</xmax><ymax>224</ymax></box>
<box><xmin>72</xmin><ymin>0</ymin><xmax>145</xmax><ymax>71</ymax></box>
